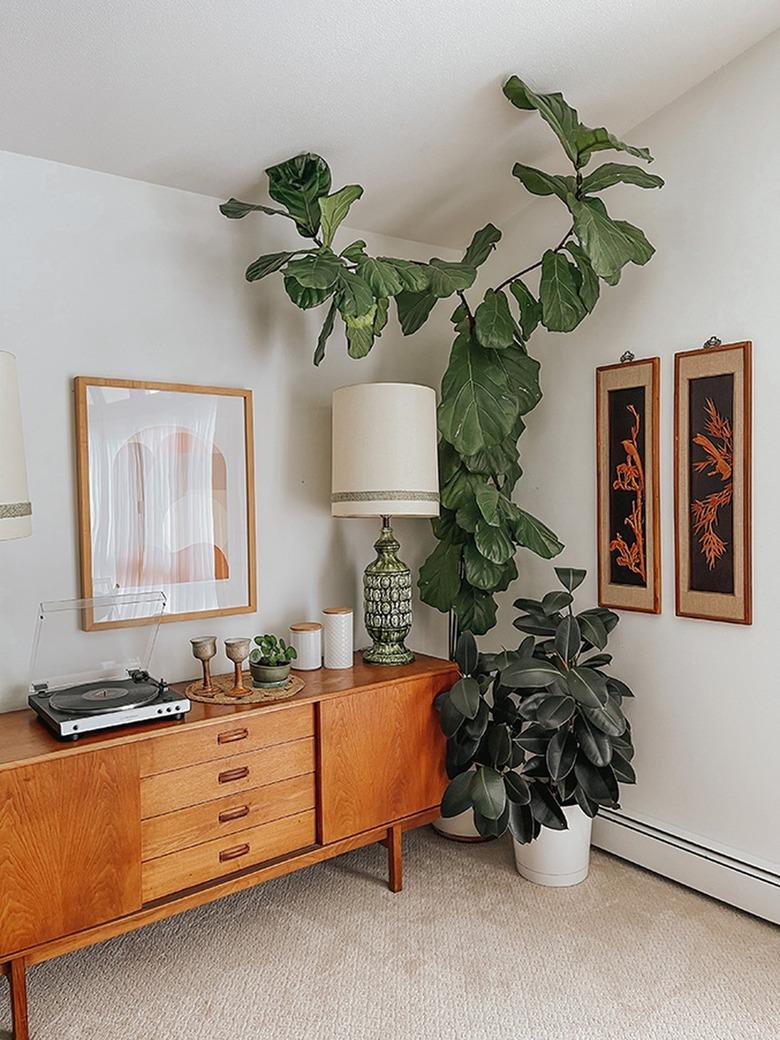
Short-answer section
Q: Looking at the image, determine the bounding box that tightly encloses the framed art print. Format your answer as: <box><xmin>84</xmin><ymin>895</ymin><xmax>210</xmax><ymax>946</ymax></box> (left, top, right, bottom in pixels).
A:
<box><xmin>596</xmin><ymin>357</ymin><xmax>661</xmax><ymax>614</ymax></box>
<box><xmin>75</xmin><ymin>377</ymin><xmax>256</xmax><ymax>630</ymax></box>
<box><xmin>674</xmin><ymin>341</ymin><xmax>752</xmax><ymax>624</ymax></box>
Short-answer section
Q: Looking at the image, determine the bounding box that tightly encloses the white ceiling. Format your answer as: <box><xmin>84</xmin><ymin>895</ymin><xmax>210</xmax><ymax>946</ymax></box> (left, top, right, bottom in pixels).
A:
<box><xmin>2</xmin><ymin>1</ymin><xmax>778</xmax><ymax>248</ymax></box>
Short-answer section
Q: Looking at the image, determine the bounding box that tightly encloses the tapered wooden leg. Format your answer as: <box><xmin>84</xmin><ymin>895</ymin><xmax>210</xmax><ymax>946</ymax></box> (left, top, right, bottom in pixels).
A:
<box><xmin>388</xmin><ymin>825</ymin><xmax>403</xmax><ymax>893</ymax></box>
<box><xmin>10</xmin><ymin>958</ymin><xmax>29</xmax><ymax>1040</ymax></box>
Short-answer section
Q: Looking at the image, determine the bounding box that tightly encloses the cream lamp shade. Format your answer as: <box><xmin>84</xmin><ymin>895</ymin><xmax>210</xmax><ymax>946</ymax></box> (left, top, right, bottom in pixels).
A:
<box><xmin>331</xmin><ymin>383</ymin><xmax>439</xmax><ymax>518</ymax></box>
<box><xmin>0</xmin><ymin>351</ymin><xmax>32</xmax><ymax>540</ymax></box>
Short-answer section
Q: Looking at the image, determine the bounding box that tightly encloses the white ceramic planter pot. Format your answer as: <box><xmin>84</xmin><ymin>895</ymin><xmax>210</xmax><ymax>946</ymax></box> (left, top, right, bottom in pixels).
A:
<box><xmin>513</xmin><ymin>805</ymin><xmax>593</xmax><ymax>886</ymax></box>
<box><xmin>432</xmin><ymin>808</ymin><xmax>484</xmax><ymax>842</ymax></box>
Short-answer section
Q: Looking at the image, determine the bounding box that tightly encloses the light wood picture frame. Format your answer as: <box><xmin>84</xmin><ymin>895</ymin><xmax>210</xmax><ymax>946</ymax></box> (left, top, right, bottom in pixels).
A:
<box><xmin>596</xmin><ymin>357</ymin><xmax>661</xmax><ymax>614</ymax></box>
<box><xmin>674</xmin><ymin>341</ymin><xmax>752</xmax><ymax>624</ymax></box>
<box><xmin>75</xmin><ymin>377</ymin><xmax>256</xmax><ymax>630</ymax></box>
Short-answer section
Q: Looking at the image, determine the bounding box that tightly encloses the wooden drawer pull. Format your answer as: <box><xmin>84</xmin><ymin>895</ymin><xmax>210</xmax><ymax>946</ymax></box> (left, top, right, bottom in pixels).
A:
<box><xmin>217</xmin><ymin>728</ymin><xmax>249</xmax><ymax>745</ymax></box>
<box><xmin>218</xmin><ymin>766</ymin><xmax>250</xmax><ymax>784</ymax></box>
<box><xmin>218</xmin><ymin>804</ymin><xmax>250</xmax><ymax>824</ymax></box>
<box><xmin>219</xmin><ymin>843</ymin><xmax>250</xmax><ymax>863</ymax></box>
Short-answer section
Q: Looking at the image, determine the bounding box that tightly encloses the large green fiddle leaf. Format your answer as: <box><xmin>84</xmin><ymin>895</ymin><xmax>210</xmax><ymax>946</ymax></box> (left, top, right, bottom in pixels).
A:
<box><xmin>336</xmin><ymin>270</ymin><xmax>374</xmax><ymax>317</ymax></box>
<box><xmin>312</xmin><ymin>300</ymin><xmax>337</xmax><ymax>367</ymax></box>
<box><xmin>318</xmin><ymin>185</ymin><xmax>364</xmax><ymax>247</ymax></box>
<box><xmin>428</xmin><ymin>259</ymin><xmax>478</xmax><ymax>298</ymax></box>
<box><xmin>539</xmin><ymin>250</ymin><xmax>587</xmax><ymax>333</ymax></box>
<box><xmin>396</xmin><ymin>291</ymin><xmax>437</xmax><ymax>335</ymax></box>
<box><xmin>512</xmin><ymin>163</ymin><xmax>574</xmax><ymax>201</ymax></box>
<box><xmin>563</xmin><ymin>241</ymin><xmax>599</xmax><ymax>313</ymax></box>
<box><xmin>511</xmin><ymin>509</ymin><xmax>562</xmax><ymax>559</ymax></box>
<box><xmin>417</xmin><ymin>540</ymin><xmax>462</xmax><ymax>612</ymax></box>
<box><xmin>438</xmin><ymin>331</ymin><xmax>518</xmax><ymax>455</ymax></box>
<box><xmin>503</xmin><ymin>76</ymin><xmax>580</xmax><ymax>164</ymax></box>
<box><xmin>463</xmin><ymin>223</ymin><xmax>502</xmax><ymax>268</ymax></box>
<box><xmin>454</xmin><ymin>584</ymin><xmax>498</xmax><ymax>636</ymax></box>
<box><xmin>382</xmin><ymin>258</ymin><xmax>430</xmax><ymax>292</ymax></box>
<box><xmin>285</xmin><ymin>251</ymin><xmax>344</xmax><ymax>289</ymax></box>
<box><xmin>581</xmin><ymin>162</ymin><xmax>664</xmax><ymax>193</ymax></box>
<box><xmin>474</xmin><ymin>289</ymin><xmax>515</xmax><ymax>349</ymax></box>
<box><xmin>357</xmin><ymin>257</ymin><xmax>404</xmax><ymax>298</ymax></box>
<box><xmin>509</xmin><ymin>280</ymin><xmax>542</xmax><ymax>340</ymax></box>
<box><xmin>245</xmin><ymin>251</ymin><xmax>299</xmax><ymax>282</ymax></box>
<box><xmin>474</xmin><ymin>520</ymin><xmax>514</xmax><ymax>565</ymax></box>
<box><xmin>266</xmin><ymin>153</ymin><xmax>332</xmax><ymax>238</ymax></box>
<box><xmin>574</xmin><ymin>126</ymin><xmax>654</xmax><ymax>168</ymax></box>
<box><xmin>345</xmin><ymin>323</ymin><xmax>375</xmax><ymax>359</ymax></box>
<box><xmin>568</xmin><ymin>196</ymin><xmax>653</xmax><ymax>280</ymax></box>
<box><xmin>340</xmin><ymin>239</ymin><xmax>367</xmax><ymax>263</ymax></box>
<box><xmin>283</xmin><ymin>276</ymin><xmax>332</xmax><ymax>310</ymax></box>
<box><xmin>492</xmin><ymin>346</ymin><xmax>542</xmax><ymax>417</ymax></box>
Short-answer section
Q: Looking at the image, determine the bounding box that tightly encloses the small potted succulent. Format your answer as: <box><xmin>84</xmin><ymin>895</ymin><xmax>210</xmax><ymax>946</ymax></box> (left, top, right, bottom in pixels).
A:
<box><xmin>435</xmin><ymin>566</ymin><xmax>636</xmax><ymax>886</ymax></box>
<box><xmin>249</xmin><ymin>634</ymin><xmax>298</xmax><ymax>688</ymax></box>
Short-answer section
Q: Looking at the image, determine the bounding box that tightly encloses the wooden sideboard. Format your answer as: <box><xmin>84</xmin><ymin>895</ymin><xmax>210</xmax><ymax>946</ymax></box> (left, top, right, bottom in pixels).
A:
<box><xmin>0</xmin><ymin>653</ymin><xmax>457</xmax><ymax>1040</ymax></box>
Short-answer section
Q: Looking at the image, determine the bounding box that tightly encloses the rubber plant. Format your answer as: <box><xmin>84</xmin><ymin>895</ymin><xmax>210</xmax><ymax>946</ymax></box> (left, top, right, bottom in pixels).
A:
<box><xmin>436</xmin><ymin>567</ymin><xmax>636</xmax><ymax>841</ymax></box>
<box><xmin>221</xmin><ymin>78</ymin><xmax>663</xmax><ymax>646</ymax></box>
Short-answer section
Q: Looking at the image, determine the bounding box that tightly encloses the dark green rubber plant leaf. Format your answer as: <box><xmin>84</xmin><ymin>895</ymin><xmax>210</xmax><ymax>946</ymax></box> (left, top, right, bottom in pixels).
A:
<box><xmin>509</xmin><ymin>280</ymin><xmax>542</xmax><ymax>339</ymax></box>
<box><xmin>611</xmin><ymin>750</ymin><xmax>637</xmax><ymax>784</ymax></box>
<box><xmin>580</xmin><ymin>699</ymin><xmax>627</xmax><ymax>739</ymax></box>
<box><xmin>529</xmin><ymin>783</ymin><xmax>568</xmax><ymax>829</ymax></box>
<box><xmin>318</xmin><ymin>184</ymin><xmax>363</xmax><ymax>247</ymax></box>
<box><xmin>357</xmin><ymin>257</ymin><xmax>404</xmax><ymax>298</ymax></box>
<box><xmin>574</xmin><ymin>715</ymin><xmax>613</xmax><ymax>767</ymax></box>
<box><xmin>439</xmin><ymin>696</ymin><xmax>465</xmax><ymax>739</ymax></box>
<box><xmin>462</xmin><ymin>223</ymin><xmax>502</xmax><ymax>268</ymax></box>
<box><xmin>581</xmin><ymin>162</ymin><xmax>664</xmax><ymax>193</ymax></box>
<box><xmin>438</xmin><ymin>331</ymin><xmax>518</xmax><ymax>455</ymax></box>
<box><xmin>500</xmin><ymin>657</ymin><xmax>560</xmax><ymax>688</ymax></box>
<box><xmin>505</xmin><ymin>772</ymin><xmax>531</xmax><ymax>805</ymax></box>
<box><xmin>454</xmin><ymin>632</ymin><xmax>478</xmax><ymax>675</ymax></box>
<box><xmin>245</xmin><ymin>251</ymin><xmax>298</xmax><ymax>282</ymax></box>
<box><xmin>396</xmin><ymin>291</ymin><xmax>437</xmax><ymax>335</ymax></box>
<box><xmin>474</xmin><ymin>520</ymin><xmax>514</xmax><ymax>565</ymax></box>
<box><xmin>554</xmin><ymin>615</ymin><xmax>581</xmax><ymax>663</ymax></box>
<box><xmin>266</xmin><ymin>152</ymin><xmax>332</xmax><ymax>238</ymax></box>
<box><xmin>512</xmin><ymin>163</ymin><xmax>574</xmax><ymax>200</ymax></box>
<box><xmin>511</xmin><ymin>509</ymin><xmax>563</xmax><ymax>558</ymax></box>
<box><xmin>574</xmin><ymin>758</ymin><xmax>617</xmax><ymax>804</ymax></box>
<box><xmin>440</xmin><ymin>770</ymin><xmax>473</xmax><ymax>817</ymax></box>
<box><xmin>454</xmin><ymin>584</ymin><xmax>498</xmax><ymax>636</ymax></box>
<box><xmin>449</xmin><ymin>677</ymin><xmax>481</xmax><ymax>720</ymax></box>
<box><xmin>555</xmin><ymin>567</ymin><xmax>587</xmax><ymax>591</ymax></box>
<box><xmin>474</xmin><ymin>289</ymin><xmax>515</xmax><ymax>349</ymax></box>
<box><xmin>546</xmin><ymin>730</ymin><xmax>578</xmax><ymax>782</ymax></box>
<box><xmin>417</xmin><ymin>540</ymin><xmax>462</xmax><ymax>612</ymax></box>
<box><xmin>488</xmin><ymin>723</ymin><xmax>512</xmax><ymax>771</ymax></box>
<box><xmin>507</xmin><ymin>801</ymin><xmax>536</xmax><ymax>844</ymax></box>
<box><xmin>578</xmin><ymin>612</ymin><xmax>608</xmax><ymax>650</ymax></box>
<box><xmin>313</xmin><ymin>300</ymin><xmax>337</xmax><ymax>366</ymax></box>
<box><xmin>469</xmin><ymin>765</ymin><xmax>507</xmax><ymax>820</ymax></box>
<box><xmin>566</xmin><ymin>667</ymin><xmax>609</xmax><ymax>708</ymax></box>
<box><xmin>428</xmin><ymin>259</ymin><xmax>478</xmax><ymax>298</ymax></box>
<box><xmin>539</xmin><ymin>249</ymin><xmax>587</xmax><ymax>332</ymax></box>
<box><xmin>475</xmin><ymin>803</ymin><xmax>510</xmax><ymax>838</ymax></box>
<box><xmin>503</xmin><ymin>76</ymin><xmax>580</xmax><ymax>164</ymax></box>
<box><xmin>537</xmin><ymin>694</ymin><xmax>576</xmax><ymax>729</ymax></box>
<box><xmin>541</xmin><ymin>590</ymin><xmax>572</xmax><ymax>614</ymax></box>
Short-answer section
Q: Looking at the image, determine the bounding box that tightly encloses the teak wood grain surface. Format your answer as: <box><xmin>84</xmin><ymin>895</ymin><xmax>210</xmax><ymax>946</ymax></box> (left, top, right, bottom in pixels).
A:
<box><xmin>0</xmin><ymin>746</ymin><xmax>141</xmax><ymax>960</ymax></box>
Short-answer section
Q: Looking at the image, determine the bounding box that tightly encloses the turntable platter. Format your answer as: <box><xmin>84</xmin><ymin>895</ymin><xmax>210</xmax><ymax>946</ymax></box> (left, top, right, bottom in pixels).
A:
<box><xmin>50</xmin><ymin>680</ymin><xmax>160</xmax><ymax>714</ymax></box>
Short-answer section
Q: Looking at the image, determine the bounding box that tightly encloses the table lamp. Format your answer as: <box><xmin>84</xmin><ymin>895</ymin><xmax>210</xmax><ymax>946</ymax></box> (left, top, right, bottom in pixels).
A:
<box><xmin>331</xmin><ymin>383</ymin><xmax>439</xmax><ymax>665</ymax></box>
<box><xmin>0</xmin><ymin>352</ymin><xmax>32</xmax><ymax>540</ymax></box>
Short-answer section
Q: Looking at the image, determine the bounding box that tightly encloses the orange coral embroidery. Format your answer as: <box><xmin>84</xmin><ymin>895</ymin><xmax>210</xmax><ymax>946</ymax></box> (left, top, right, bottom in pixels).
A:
<box><xmin>609</xmin><ymin>404</ymin><xmax>646</xmax><ymax>582</ymax></box>
<box><xmin>691</xmin><ymin>398</ymin><xmax>732</xmax><ymax>569</ymax></box>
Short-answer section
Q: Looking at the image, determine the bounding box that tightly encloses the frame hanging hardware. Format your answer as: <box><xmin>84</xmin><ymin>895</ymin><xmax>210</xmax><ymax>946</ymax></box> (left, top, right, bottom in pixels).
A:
<box><xmin>619</xmin><ymin>350</ymin><xmax>635</xmax><ymax>364</ymax></box>
<box><xmin>702</xmin><ymin>336</ymin><xmax>722</xmax><ymax>349</ymax></box>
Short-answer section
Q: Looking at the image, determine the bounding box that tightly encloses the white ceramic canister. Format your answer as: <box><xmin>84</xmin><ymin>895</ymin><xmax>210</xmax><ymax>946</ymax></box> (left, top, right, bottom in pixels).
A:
<box><xmin>322</xmin><ymin>608</ymin><xmax>353</xmax><ymax>669</ymax></box>
<box><xmin>288</xmin><ymin>622</ymin><xmax>322</xmax><ymax>671</ymax></box>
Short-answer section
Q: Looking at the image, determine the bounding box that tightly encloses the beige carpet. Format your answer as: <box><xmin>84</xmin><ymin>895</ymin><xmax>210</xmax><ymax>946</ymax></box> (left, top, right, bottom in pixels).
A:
<box><xmin>2</xmin><ymin>829</ymin><xmax>778</xmax><ymax>1040</ymax></box>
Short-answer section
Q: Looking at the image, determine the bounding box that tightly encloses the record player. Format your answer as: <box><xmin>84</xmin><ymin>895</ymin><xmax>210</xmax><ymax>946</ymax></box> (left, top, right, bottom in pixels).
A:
<box><xmin>28</xmin><ymin>591</ymin><xmax>190</xmax><ymax>740</ymax></box>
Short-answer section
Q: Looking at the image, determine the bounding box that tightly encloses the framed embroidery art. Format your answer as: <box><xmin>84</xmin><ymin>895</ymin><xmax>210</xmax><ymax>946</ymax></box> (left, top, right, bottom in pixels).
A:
<box><xmin>596</xmin><ymin>357</ymin><xmax>661</xmax><ymax>614</ymax></box>
<box><xmin>75</xmin><ymin>377</ymin><xmax>256</xmax><ymax>630</ymax></box>
<box><xmin>674</xmin><ymin>341</ymin><xmax>752</xmax><ymax>624</ymax></box>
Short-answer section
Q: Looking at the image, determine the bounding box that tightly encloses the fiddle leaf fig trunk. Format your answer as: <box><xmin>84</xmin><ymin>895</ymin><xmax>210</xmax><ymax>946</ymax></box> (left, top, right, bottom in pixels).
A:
<box><xmin>221</xmin><ymin>77</ymin><xmax>663</xmax><ymax>642</ymax></box>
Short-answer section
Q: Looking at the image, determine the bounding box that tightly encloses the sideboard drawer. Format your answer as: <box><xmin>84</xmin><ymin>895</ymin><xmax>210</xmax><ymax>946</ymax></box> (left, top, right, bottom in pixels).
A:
<box><xmin>142</xmin><ymin>809</ymin><xmax>317</xmax><ymax>901</ymax></box>
<box><xmin>141</xmin><ymin>773</ymin><xmax>316</xmax><ymax>860</ymax></box>
<box><xmin>138</xmin><ymin>703</ymin><xmax>314</xmax><ymax>777</ymax></box>
<box><xmin>140</xmin><ymin>737</ymin><xmax>315</xmax><ymax>818</ymax></box>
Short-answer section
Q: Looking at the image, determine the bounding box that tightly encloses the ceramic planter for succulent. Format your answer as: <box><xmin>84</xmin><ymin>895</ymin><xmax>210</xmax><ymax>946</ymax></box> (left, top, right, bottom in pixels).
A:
<box><xmin>249</xmin><ymin>661</ymin><xmax>291</xmax><ymax>688</ymax></box>
<box><xmin>513</xmin><ymin>805</ymin><xmax>593</xmax><ymax>887</ymax></box>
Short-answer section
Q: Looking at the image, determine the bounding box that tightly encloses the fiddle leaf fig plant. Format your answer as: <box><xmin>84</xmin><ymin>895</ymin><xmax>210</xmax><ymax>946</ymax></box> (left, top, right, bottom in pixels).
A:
<box><xmin>222</xmin><ymin>78</ymin><xmax>662</xmax><ymax>641</ymax></box>
<box><xmin>435</xmin><ymin>567</ymin><xmax>636</xmax><ymax>842</ymax></box>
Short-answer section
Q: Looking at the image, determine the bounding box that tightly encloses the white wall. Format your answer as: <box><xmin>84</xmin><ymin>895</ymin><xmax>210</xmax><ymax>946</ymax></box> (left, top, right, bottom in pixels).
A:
<box><xmin>0</xmin><ymin>150</ymin><xmax>456</xmax><ymax>713</ymax></box>
<box><xmin>486</xmin><ymin>31</ymin><xmax>780</xmax><ymax>871</ymax></box>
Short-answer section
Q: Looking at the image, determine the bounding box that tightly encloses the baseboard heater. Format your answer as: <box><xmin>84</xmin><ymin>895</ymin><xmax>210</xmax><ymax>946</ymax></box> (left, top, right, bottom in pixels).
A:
<box><xmin>593</xmin><ymin>809</ymin><xmax>780</xmax><ymax>925</ymax></box>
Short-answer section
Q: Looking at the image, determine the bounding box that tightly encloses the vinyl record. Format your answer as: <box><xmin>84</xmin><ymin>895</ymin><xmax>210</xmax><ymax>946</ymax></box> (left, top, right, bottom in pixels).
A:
<box><xmin>50</xmin><ymin>679</ymin><xmax>159</xmax><ymax>714</ymax></box>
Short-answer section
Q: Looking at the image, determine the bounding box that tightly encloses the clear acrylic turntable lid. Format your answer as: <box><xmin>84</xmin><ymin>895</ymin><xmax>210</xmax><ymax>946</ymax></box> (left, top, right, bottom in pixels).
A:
<box><xmin>29</xmin><ymin>591</ymin><xmax>166</xmax><ymax>693</ymax></box>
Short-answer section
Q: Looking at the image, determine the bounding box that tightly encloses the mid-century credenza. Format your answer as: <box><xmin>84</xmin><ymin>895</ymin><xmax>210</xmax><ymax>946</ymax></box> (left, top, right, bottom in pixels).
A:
<box><xmin>0</xmin><ymin>653</ymin><xmax>458</xmax><ymax>1040</ymax></box>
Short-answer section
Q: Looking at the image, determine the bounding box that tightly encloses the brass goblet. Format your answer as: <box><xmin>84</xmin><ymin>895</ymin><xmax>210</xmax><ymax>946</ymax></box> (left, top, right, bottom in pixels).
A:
<box><xmin>224</xmin><ymin>638</ymin><xmax>251</xmax><ymax>696</ymax></box>
<box><xmin>190</xmin><ymin>636</ymin><xmax>217</xmax><ymax>693</ymax></box>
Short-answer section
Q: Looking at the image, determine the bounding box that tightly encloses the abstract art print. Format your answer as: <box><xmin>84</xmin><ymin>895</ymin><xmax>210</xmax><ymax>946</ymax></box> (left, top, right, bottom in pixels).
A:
<box><xmin>674</xmin><ymin>342</ymin><xmax>752</xmax><ymax>623</ymax></box>
<box><xmin>75</xmin><ymin>378</ymin><xmax>256</xmax><ymax>629</ymax></box>
<box><xmin>596</xmin><ymin>357</ymin><xmax>661</xmax><ymax>613</ymax></box>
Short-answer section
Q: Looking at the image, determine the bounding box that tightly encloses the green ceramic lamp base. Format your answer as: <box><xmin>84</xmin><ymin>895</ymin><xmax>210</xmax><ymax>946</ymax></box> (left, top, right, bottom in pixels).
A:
<box><xmin>363</xmin><ymin>517</ymin><xmax>415</xmax><ymax>666</ymax></box>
